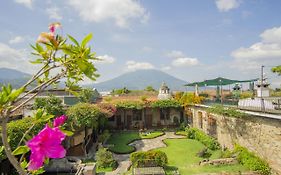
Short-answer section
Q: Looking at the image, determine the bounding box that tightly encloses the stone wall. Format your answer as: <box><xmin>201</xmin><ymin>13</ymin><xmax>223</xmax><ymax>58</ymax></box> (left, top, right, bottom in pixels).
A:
<box><xmin>188</xmin><ymin>105</ymin><xmax>281</xmax><ymax>174</ymax></box>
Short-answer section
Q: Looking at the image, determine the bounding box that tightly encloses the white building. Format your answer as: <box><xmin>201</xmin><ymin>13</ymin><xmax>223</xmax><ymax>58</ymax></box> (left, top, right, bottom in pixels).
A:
<box><xmin>157</xmin><ymin>82</ymin><xmax>172</xmax><ymax>100</ymax></box>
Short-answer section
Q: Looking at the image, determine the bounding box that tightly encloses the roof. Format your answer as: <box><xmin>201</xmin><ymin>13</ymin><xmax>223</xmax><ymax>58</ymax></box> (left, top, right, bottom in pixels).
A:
<box><xmin>185</xmin><ymin>77</ymin><xmax>258</xmax><ymax>87</ymax></box>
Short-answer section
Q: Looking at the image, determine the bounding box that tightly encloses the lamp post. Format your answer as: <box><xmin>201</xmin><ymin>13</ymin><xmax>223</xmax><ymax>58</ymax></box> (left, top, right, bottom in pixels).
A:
<box><xmin>219</xmin><ymin>79</ymin><xmax>223</xmax><ymax>105</ymax></box>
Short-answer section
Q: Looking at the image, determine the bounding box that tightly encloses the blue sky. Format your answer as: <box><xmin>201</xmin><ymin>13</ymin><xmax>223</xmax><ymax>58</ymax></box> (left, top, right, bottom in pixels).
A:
<box><xmin>0</xmin><ymin>0</ymin><xmax>280</xmax><ymax>87</ymax></box>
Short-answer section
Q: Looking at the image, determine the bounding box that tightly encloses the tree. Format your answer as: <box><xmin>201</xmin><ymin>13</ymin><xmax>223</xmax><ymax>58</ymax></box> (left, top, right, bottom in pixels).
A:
<box><xmin>0</xmin><ymin>23</ymin><xmax>99</xmax><ymax>174</ymax></box>
<box><xmin>78</xmin><ymin>88</ymin><xmax>99</xmax><ymax>103</ymax></box>
<box><xmin>66</xmin><ymin>103</ymin><xmax>105</xmax><ymax>156</ymax></box>
<box><xmin>33</xmin><ymin>95</ymin><xmax>64</xmax><ymax>116</ymax></box>
<box><xmin>179</xmin><ymin>92</ymin><xmax>204</xmax><ymax>106</ymax></box>
<box><xmin>272</xmin><ymin>65</ymin><xmax>281</xmax><ymax>75</ymax></box>
<box><xmin>145</xmin><ymin>85</ymin><xmax>156</xmax><ymax>92</ymax></box>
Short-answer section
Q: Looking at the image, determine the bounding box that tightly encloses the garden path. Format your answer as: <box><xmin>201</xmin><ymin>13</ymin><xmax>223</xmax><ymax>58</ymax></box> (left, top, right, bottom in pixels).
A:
<box><xmin>104</xmin><ymin>132</ymin><xmax>184</xmax><ymax>175</ymax></box>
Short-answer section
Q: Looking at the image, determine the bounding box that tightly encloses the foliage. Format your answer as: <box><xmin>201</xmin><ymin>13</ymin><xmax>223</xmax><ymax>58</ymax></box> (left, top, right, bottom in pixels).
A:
<box><xmin>207</xmin><ymin>105</ymin><xmax>249</xmax><ymax>118</ymax></box>
<box><xmin>234</xmin><ymin>144</ymin><xmax>270</xmax><ymax>175</ymax></box>
<box><xmin>66</xmin><ymin>103</ymin><xmax>105</xmax><ymax>129</ymax></box>
<box><xmin>174</xmin><ymin>91</ymin><xmax>184</xmax><ymax>101</ymax></box>
<box><xmin>33</xmin><ymin>95</ymin><xmax>64</xmax><ymax>116</ymax></box>
<box><xmin>111</xmin><ymin>87</ymin><xmax>130</xmax><ymax>95</ymax></box>
<box><xmin>271</xmin><ymin>90</ymin><xmax>281</xmax><ymax>97</ymax></box>
<box><xmin>179</xmin><ymin>92</ymin><xmax>204</xmax><ymax>106</ymax></box>
<box><xmin>151</xmin><ymin>99</ymin><xmax>181</xmax><ymax>108</ymax></box>
<box><xmin>115</xmin><ymin>101</ymin><xmax>144</xmax><ymax>110</ymax></box>
<box><xmin>145</xmin><ymin>85</ymin><xmax>156</xmax><ymax>92</ymax></box>
<box><xmin>157</xmin><ymin>139</ymin><xmax>247</xmax><ymax>175</ymax></box>
<box><xmin>96</xmin><ymin>103</ymin><xmax>117</xmax><ymax>117</ymax></box>
<box><xmin>98</xmin><ymin>130</ymin><xmax>111</xmax><ymax>143</ymax></box>
<box><xmin>239</xmin><ymin>91</ymin><xmax>253</xmax><ymax>99</ymax></box>
<box><xmin>78</xmin><ymin>88</ymin><xmax>99</xmax><ymax>103</ymax></box>
<box><xmin>0</xmin><ymin>23</ymin><xmax>99</xmax><ymax>174</ymax></box>
<box><xmin>199</xmin><ymin>93</ymin><xmax>209</xmax><ymax>98</ymax></box>
<box><xmin>186</xmin><ymin>128</ymin><xmax>220</xmax><ymax>150</ymax></box>
<box><xmin>0</xmin><ymin>110</ymin><xmax>55</xmax><ymax>161</ymax></box>
<box><xmin>96</xmin><ymin>147</ymin><xmax>117</xmax><ymax>169</ymax></box>
<box><xmin>130</xmin><ymin>150</ymin><xmax>168</xmax><ymax>167</ymax></box>
<box><xmin>271</xmin><ymin>65</ymin><xmax>281</xmax><ymax>75</ymax></box>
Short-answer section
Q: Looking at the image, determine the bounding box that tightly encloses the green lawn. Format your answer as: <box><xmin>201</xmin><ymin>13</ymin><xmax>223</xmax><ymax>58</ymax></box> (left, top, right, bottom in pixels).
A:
<box><xmin>156</xmin><ymin>139</ymin><xmax>248</xmax><ymax>175</ymax></box>
<box><xmin>106</xmin><ymin>131</ymin><xmax>163</xmax><ymax>154</ymax></box>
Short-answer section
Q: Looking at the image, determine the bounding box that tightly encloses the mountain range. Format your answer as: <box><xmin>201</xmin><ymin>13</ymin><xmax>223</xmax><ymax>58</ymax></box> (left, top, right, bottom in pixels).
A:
<box><xmin>0</xmin><ymin>68</ymin><xmax>31</xmax><ymax>88</ymax></box>
<box><xmin>0</xmin><ymin>68</ymin><xmax>190</xmax><ymax>91</ymax></box>
<box><xmin>86</xmin><ymin>69</ymin><xmax>189</xmax><ymax>91</ymax></box>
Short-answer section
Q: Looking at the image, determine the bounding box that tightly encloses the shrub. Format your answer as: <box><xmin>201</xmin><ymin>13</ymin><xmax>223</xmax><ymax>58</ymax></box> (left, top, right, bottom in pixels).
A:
<box><xmin>179</xmin><ymin>92</ymin><xmax>204</xmax><ymax>105</ymax></box>
<box><xmin>151</xmin><ymin>99</ymin><xmax>182</xmax><ymax>108</ymax></box>
<box><xmin>0</xmin><ymin>117</ymin><xmax>45</xmax><ymax>161</ymax></box>
<box><xmin>207</xmin><ymin>105</ymin><xmax>249</xmax><ymax>118</ymax></box>
<box><xmin>33</xmin><ymin>95</ymin><xmax>64</xmax><ymax>116</ymax></box>
<box><xmin>186</xmin><ymin>128</ymin><xmax>220</xmax><ymax>150</ymax></box>
<box><xmin>130</xmin><ymin>150</ymin><xmax>168</xmax><ymax>167</ymax></box>
<box><xmin>98</xmin><ymin>130</ymin><xmax>111</xmax><ymax>143</ymax></box>
<box><xmin>66</xmin><ymin>103</ymin><xmax>105</xmax><ymax>129</ymax></box>
<box><xmin>234</xmin><ymin>144</ymin><xmax>271</xmax><ymax>175</ymax></box>
<box><xmin>96</xmin><ymin>147</ymin><xmax>117</xmax><ymax>169</ymax></box>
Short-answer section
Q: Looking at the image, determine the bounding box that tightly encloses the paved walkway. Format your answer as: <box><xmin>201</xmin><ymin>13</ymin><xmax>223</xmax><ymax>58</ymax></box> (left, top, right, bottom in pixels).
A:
<box><xmin>104</xmin><ymin>132</ymin><xmax>184</xmax><ymax>175</ymax></box>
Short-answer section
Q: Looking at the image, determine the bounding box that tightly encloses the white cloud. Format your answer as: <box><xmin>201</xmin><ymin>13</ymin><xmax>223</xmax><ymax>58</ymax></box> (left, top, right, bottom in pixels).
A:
<box><xmin>215</xmin><ymin>0</ymin><xmax>241</xmax><ymax>12</ymax></box>
<box><xmin>0</xmin><ymin>43</ymin><xmax>35</xmax><ymax>73</ymax></box>
<box><xmin>126</xmin><ymin>60</ymin><xmax>154</xmax><ymax>71</ymax></box>
<box><xmin>67</xmin><ymin>0</ymin><xmax>149</xmax><ymax>28</ymax></box>
<box><xmin>172</xmin><ymin>57</ymin><xmax>199</xmax><ymax>67</ymax></box>
<box><xmin>46</xmin><ymin>7</ymin><xmax>63</xmax><ymax>20</ymax></box>
<box><xmin>166</xmin><ymin>50</ymin><xmax>185</xmax><ymax>58</ymax></box>
<box><xmin>96</xmin><ymin>55</ymin><xmax>116</xmax><ymax>64</ymax></box>
<box><xmin>14</xmin><ymin>0</ymin><xmax>33</xmax><ymax>9</ymax></box>
<box><xmin>231</xmin><ymin>26</ymin><xmax>281</xmax><ymax>70</ymax></box>
<box><xmin>260</xmin><ymin>26</ymin><xmax>281</xmax><ymax>44</ymax></box>
<box><xmin>9</xmin><ymin>36</ymin><xmax>25</xmax><ymax>44</ymax></box>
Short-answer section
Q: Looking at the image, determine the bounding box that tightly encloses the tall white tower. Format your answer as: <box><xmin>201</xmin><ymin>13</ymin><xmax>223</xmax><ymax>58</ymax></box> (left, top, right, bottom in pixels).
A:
<box><xmin>157</xmin><ymin>82</ymin><xmax>172</xmax><ymax>100</ymax></box>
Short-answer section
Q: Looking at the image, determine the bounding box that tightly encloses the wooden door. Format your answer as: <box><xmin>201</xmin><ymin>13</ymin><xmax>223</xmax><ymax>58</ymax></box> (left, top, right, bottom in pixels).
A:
<box><xmin>145</xmin><ymin>114</ymin><xmax>152</xmax><ymax>128</ymax></box>
<box><xmin>127</xmin><ymin>115</ymin><xmax>132</xmax><ymax>129</ymax></box>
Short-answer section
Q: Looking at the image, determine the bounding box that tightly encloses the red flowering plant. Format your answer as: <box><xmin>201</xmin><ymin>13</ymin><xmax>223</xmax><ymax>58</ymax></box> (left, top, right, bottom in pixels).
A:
<box><xmin>0</xmin><ymin>23</ymin><xmax>99</xmax><ymax>175</ymax></box>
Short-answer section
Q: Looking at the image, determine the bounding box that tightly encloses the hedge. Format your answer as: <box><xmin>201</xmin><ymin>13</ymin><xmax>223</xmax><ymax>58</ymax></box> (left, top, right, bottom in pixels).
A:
<box><xmin>234</xmin><ymin>144</ymin><xmax>271</xmax><ymax>175</ymax></box>
<box><xmin>130</xmin><ymin>150</ymin><xmax>168</xmax><ymax>167</ymax></box>
<box><xmin>186</xmin><ymin>127</ymin><xmax>220</xmax><ymax>150</ymax></box>
<box><xmin>0</xmin><ymin>117</ymin><xmax>45</xmax><ymax>161</ymax></box>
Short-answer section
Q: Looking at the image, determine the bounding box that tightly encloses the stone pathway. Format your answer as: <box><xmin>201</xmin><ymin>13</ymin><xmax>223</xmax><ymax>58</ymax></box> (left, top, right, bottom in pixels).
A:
<box><xmin>104</xmin><ymin>132</ymin><xmax>184</xmax><ymax>175</ymax></box>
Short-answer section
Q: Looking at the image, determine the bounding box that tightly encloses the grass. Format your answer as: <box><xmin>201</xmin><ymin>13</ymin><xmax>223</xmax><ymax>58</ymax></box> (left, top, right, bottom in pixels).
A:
<box><xmin>175</xmin><ymin>130</ymin><xmax>188</xmax><ymax>136</ymax></box>
<box><xmin>155</xmin><ymin>139</ymin><xmax>248</xmax><ymax>175</ymax></box>
<box><xmin>106</xmin><ymin>131</ymin><xmax>164</xmax><ymax>154</ymax></box>
<box><xmin>96</xmin><ymin>167</ymin><xmax>115</xmax><ymax>173</ymax></box>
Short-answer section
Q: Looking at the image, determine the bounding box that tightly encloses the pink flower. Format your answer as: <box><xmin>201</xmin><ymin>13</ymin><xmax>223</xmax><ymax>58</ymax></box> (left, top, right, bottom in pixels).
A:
<box><xmin>48</xmin><ymin>22</ymin><xmax>61</xmax><ymax>33</ymax></box>
<box><xmin>53</xmin><ymin>115</ymin><xmax>68</xmax><ymax>127</ymax></box>
<box><xmin>27</xmin><ymin>125</ymin><xmax>66</xmax><ymax>171</ymax></box>
<box><xmin>37</xmin><ymin>32</ymin><xmax>55</xmax><ymax>43</ymax></box>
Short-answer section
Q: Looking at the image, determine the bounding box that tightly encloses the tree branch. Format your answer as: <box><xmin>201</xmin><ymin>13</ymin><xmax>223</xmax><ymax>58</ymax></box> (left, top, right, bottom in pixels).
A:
<box><xmin>11</xmin><ymin>72</ymin><xmax>65</xmax><ymax>113</ymax></box>
<box><xmin>1</xmin><ymin>113</ymin><xmax>27</xmax><ymax>175</ymax></box>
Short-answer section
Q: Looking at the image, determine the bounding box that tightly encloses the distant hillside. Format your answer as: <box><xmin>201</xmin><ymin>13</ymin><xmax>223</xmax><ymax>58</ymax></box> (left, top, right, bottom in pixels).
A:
<box><xmin>86</xmin><ymin>69</ymin><xmax>189</xmax><ymax>91</ymax></box>
<box><xmin>0</xmin><ymin>68</ymin><xmax>31</xmax><ymax>88</ymax></box>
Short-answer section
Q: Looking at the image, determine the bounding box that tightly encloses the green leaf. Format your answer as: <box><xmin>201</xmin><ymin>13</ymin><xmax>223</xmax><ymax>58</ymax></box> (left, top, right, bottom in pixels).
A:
<box><xmin>44</xmin><ymin>158</ymin><xmax>49</xmax><ymax>165</ymax></box>
<box><xmin>60</xmin><ymin>129</ymin><xmax>74</xmax><ymax>136</ymax></box>
<box><xmin>67</xmin><ymin>34</ymin><xmax>79</xmax><ymax>46</ymax></box>
<box><xmin>9</xmin><ymin>86</ymin><xmax>26</xmax><ymax>101</ymax></box>
<box><xmin>30</xmin><ymin>58</ymin><xmax>43</xmax><ymax>64</ymax></box>
<box><xmin>20</xmin><ymin>160</ymin><xmax>28</xmax><ymax>169</ymax></box>
<box><xmin>81</xmin><ymin>33</ymin><xmax>93</xmax><ymax>47</ymax></box>
<box><xmin>35</xmin><ymin>109</ymin><xmax>44</xmax><ymax>120</ymax></box>
<box><xmin>36</xmin><ymin>43</ymin><xmax>44</xmax><ymax>53</ymax></box>
<box><xmin>12</xmin><ymin>146</ymin><xmax>30</xmax><ymax>156</ymax></box>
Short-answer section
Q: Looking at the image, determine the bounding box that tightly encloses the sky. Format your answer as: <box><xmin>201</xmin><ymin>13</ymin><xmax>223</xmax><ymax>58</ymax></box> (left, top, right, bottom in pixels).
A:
<box><xmin>0</xmin><ymin>0</ymin><xmax>280</xmax><ymax>87</ymax></box>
